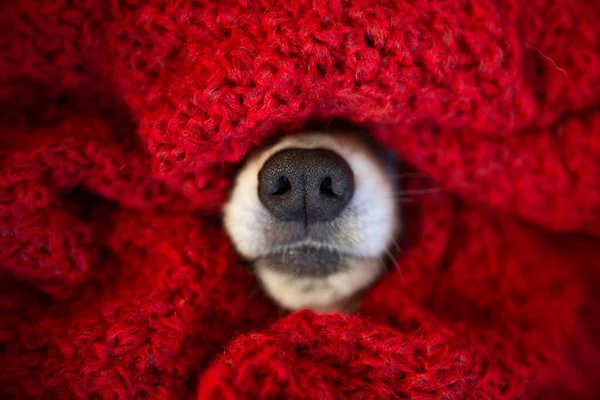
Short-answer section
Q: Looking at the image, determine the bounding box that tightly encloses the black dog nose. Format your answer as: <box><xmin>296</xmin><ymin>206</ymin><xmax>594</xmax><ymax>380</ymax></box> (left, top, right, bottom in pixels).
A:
<box><xmin>258</xmin><ymin>148</ymin><xmax>355</xmax><ymax>222</ymax></box>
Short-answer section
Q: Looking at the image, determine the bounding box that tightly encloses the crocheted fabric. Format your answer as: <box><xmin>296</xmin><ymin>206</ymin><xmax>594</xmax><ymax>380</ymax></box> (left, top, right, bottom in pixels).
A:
<box><xmin>1</xmin><ymin>0</ymin><xmax>599</xmax><ymax>398</ymax></box>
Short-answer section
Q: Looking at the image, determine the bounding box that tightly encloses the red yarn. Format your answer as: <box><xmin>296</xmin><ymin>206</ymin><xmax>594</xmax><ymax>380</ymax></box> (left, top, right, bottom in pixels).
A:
<box><xmin>1</xmin><ymin>0</ymin><xmax>600</xmax><ymax>398</ymax></box>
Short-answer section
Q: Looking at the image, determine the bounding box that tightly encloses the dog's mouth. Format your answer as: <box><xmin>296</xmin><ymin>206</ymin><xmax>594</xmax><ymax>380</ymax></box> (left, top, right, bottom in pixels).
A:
<box><xmin>256</xmin><ymin>245</ymin><xmax>351</xmax><ymax>277</ymax></box>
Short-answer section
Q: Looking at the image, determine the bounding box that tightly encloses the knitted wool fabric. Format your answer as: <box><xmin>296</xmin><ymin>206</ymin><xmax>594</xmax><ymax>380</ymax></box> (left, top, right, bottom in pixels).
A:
<box><xmin>1</xmin><ymin>0</ymin><xmax>600</xmax><ymax>398</ymax></box>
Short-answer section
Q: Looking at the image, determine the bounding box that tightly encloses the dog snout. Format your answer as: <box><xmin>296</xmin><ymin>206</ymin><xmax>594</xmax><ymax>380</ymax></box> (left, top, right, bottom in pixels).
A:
<box><xmin>258</xmin><ymin>148</ymin><xmax>355</xmax><ymax>223</ymax></box>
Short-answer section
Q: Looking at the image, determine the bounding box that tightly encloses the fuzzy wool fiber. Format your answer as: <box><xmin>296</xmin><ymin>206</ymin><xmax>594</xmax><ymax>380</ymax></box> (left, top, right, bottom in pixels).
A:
<box><xmin>1</xmin><ymin>0</ymin><xmax>600</xmax><ymax>399</ymax></box>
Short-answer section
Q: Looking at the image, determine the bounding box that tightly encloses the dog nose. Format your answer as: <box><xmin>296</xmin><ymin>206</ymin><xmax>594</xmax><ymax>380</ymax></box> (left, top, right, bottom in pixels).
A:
<box><xmin>258</xmin><ymin>148</ymin><xmax>355</xmax><ymax>222</ymax></box>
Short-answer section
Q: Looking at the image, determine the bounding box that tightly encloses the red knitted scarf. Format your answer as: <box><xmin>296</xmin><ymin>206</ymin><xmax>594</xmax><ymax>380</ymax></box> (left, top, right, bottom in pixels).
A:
<box><xmin>1</xmin><ymin>0</ymin><xmax>599</xmax><ymax>398</ymax></box>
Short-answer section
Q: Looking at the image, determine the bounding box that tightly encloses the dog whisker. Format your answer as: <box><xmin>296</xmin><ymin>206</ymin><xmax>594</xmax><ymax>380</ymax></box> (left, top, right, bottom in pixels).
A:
<box><xmin>395</xmin><ymin>188</ymin><xmax>441</xmax><ymax>196</ymax></box>
<box><xmin>390</xmin><ymin>172</ymin><xmax>433</xmax><ymax>179</ymax></box>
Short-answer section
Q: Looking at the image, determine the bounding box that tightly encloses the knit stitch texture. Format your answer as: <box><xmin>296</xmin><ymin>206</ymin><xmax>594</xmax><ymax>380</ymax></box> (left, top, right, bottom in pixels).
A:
<box><xmin>1</xmin><ymin>0</ymin><xmax>600</xmax><ymax>399</ymax></box>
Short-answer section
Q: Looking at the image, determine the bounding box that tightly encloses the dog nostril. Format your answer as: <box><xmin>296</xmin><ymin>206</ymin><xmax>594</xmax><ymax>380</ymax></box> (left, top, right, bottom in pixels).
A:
<box><xmin>319</xmin><ymin>177</ymin><xmax>336</xmax><ymax>198</ymax></box>
<box><xmin>258</xmin><ymin>147</ymin><xmax>354</xmax><ymax>222</ymax></box>
<box><xmin>272</xmin><ymin>176</ymin><xmax>291</xmax><ymax>195</ymax></box>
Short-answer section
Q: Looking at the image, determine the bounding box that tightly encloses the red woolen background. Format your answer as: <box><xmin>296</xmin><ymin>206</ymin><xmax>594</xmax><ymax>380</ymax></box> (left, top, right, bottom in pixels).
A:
<box><xmin>1</xmin><ymin>0</ymin><xmax>599</xmax><ymax>398</ymax></box>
